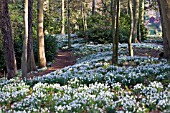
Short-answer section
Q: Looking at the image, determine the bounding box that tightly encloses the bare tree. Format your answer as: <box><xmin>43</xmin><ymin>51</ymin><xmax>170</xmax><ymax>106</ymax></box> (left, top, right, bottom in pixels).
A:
<box><xmin>21</xmin><ymin>0</ymin><xmax>28</xmax><ymax>81</ymax></box>
<box><xmin>157</xmin><ymin>0</ymin><xmax>170</xmax><ymax>61</ymax></box>
<box><xmin>128</xmin><ymin>0</ymin><xmax>134</xmax><ymax>57</ymax></box>
<box><xmin>92</xmin><ymin>0</ymin><xmax>95</xmax><ymax>15</ymax></box>
<box><xmin>0</xmin><ymin>0</ymin><xmax>17</xmax><ymax>79</ymax></box>
<box><xmin>67</xmin><ymin>0</ymin><xmax>71</xmax><ymax>49</ymax></box>
<box><xmin>112</xmin><ymin>0</ymin><xmax>120</xmax><ymax>65</ymax></box>
<box><xmin>27</xmin><ymin>0</ymin><xmax>37</xmax><ymax>73</ymax></box>
<box><xmin>61</xmin><ymin>0</ymin><xmax>65</xmax><ymax>34</ymax></box>
<box><xmin>81</xmin><ymin>1</ymin><xmax>87</xmax><ymax>32</ymax></box>
<box><xmin>132</xmin><ymin>0</ymin><xmax>139</xmax><ymax>43</ymax></box>
<box><xmin>38</xmin><ymin>0</ymin><xmax>46</xmax><ymax>67</ymax></box>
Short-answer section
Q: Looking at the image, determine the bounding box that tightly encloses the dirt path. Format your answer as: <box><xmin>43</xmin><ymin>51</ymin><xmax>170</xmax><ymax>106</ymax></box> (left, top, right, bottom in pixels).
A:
<box><xmin>27</xmin><ymin>46</ymin><xmax>161</xmax><ymax>79</ymax></box>
<box><xmin>28</xmin><ymin>49</ymin><xmax>76</xmax><ymax>78</ymax></box>
<box><xmin>0</xmin><ymin>47</ymin><xmax>162</xmax><ymax>79</ymax></box>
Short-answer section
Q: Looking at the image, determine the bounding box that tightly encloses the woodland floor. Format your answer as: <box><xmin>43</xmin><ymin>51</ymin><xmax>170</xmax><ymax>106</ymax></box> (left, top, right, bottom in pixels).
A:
<box><xmin>27</xmin><ymin>49</ymin><xmax>77</xmax><ymax>79</ymax></box>
<box><xmin>27</xmin><ymin>47</ymin><xmax>161</xmax><ymax>79</ymax></box>
<box><xmin>0</xmin><ymin>46</ymin><xmax>162</xmax><ymax>79</ymax></box>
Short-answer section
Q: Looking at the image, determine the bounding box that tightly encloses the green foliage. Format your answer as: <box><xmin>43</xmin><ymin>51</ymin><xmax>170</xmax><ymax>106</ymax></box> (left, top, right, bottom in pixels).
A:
<box><xmin>77</xmin><ymin>13</ymin><xmax>131</xmax><ymax>44</ymax></box>
<box><xmin>140</xmin><ymin>24</ymin><xmax>148</xmax><ymax>41</ymax></box>
<box><xmin>14</xmin><ymin>37</ymin><xmax>23</xmax><ymax>69</ymax></box>
<box><xmin>0</xmin><ymin>4</ymin><xmax>24</xmax><ymax>70</ymax></box>
<box><xmin>0</xmin><ymin>3</ymin><xmax>60</xmax><ymax>69</ymax></box>
<box><xmin>44</xmin><ymin>35</ymin><xmax>58</xmax><ymax>61</ymax></box>
<box><xmin>119</xmin><ymin>13</ymin><xmax>130</xmax><ymax>43</ymax></box>
<box><xmin>33</xmin><ymin>35</ymin><xmax>58</xmax><ymax>62</ymax></box>
<box><xmin>8</xmin><ymin>4</ymin><xmax>24</xmax><ymax>69</ymax></box>
<box><xmin>77</xmin><ymin>13</ymin><xmax>111</xmax><ymax>44</ymax></box>
<box><xmin>44</xmin><ymin>13</ymin><xmax>61</xmax><ymax>34</ymax></box>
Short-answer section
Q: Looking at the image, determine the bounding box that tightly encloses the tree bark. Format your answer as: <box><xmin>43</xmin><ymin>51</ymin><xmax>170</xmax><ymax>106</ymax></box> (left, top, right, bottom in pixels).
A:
<box><xmin>38</xmin><ymin>0</ymin><xmax>46</xmax><ymax>67</ymax></box>
<box><xmin>157</xmin><ymin>0</ymin><xmax>170</xmax><ymax>61</ymax></box>
<box><xmin>21</xmin><ymin>0</ymin><xmax>28</xmax><ymax>81</ymax></box>
<box><xmin>27</xmin><ymin>0</ymin><xmax>37</xmax><ymax>73</ymax></box>
<box><xmin>92</xmin><ymin>0</ymin><xmax>95</xmax><ymax>15</ymax></box>
<box><xmin>84</xmin><ymin>3</ymin><xmax>87</xmax><ymax>31</ymax></box>
<box><xmin>112</xmin><ymin>0</ymin><xmax>119</xmax><ymax>65</ymax></box>
<box><xmin>132</xmin><ymin>0</ymin><xmax>139</xmax><ymax>43</ymax></box>
<box><xmin>111</xmin><ymin>0</ymin><xmax>117</xmax><ymax>65</ymax></box>
<box><xmin>139</xmin><ymin>0</ymin><xmax>145</xmax><ymax>41</ymax></box>
<box><xmin>0</xmin><ymin>0</ymin><xmax>17</xmax><ymax>79</ymax></box>
<box><xmin>67</xmin><ymin>0</ymin><xmax>71</xmax><ymax>49</ymax></box>
<box><xmin>128</xmin><ymin>0</ymin><xmax>134</xmax><ymax>57</ymax></box>
<box><xmin>81</xmin><ymin>2</ymin><xmax>87</xmax><ymax>32</ymax></box>
<box><xmin>61</xmin><ymin>0</ymin><xmax>65</xmax><ymax>34</ymax></box>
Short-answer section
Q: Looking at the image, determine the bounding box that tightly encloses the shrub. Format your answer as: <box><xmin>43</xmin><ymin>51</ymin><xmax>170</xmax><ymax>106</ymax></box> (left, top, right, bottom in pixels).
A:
<box><xmin>44</xmin><ymin>35</ymin><xmax>58</xmax><ymax>61</ymax></box>
<box><xmin>1</xmin><ymin>3</ymin><xmax>60</xmax><ymax>70</ymax></box>
<box><xmin>33</xmin><ymin>35</ymin><xmax>58</xmax><ymax>62</ymax></box>
<box><xmin>77</xmin><ymin>13</ymin><xmax>131</xmax><ymax>44</ymax></box>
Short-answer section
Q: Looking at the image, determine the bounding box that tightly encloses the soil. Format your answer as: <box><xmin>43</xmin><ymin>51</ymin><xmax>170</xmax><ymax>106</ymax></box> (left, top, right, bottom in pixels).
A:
<box><xmin>27</xmin><ymin>49</ymin><xmax>76</xmax><ymax>79</ymax></box>
<box><xmin>133</xmin><ymin>47</ymin><xmax>161</xmax><ymax>58</ymax></box>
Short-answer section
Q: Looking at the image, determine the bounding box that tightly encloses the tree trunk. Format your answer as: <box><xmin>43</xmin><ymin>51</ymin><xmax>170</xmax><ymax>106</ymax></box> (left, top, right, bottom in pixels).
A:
<box><xmin>112</xmin><ymin>0</ymin><xmax>119</xmax><ymax>65</ymax></box>
<box><xmin>61</xmin><ymin>0</ymin><xmax>65</xmax><ymax>34</ymax></box>
<box><xmin>38</xmin><ymin>0</ymin><xmax>46</xmax><ymax>67</ymax></box>
<box><xmin>0</xmin><ymin>0</ymin><xmax>17</xmax><ymax>79</ymax></box>
<box><xmin>133</xmin><ymin>0</ymin><xmax>139</xmax><ymax>43</ymax></box>
<box><xmin>81</xmin><ymin>3</ymin><xmax>84</xmax><ymax>31</ymax></box>
<box><xmin>81</xmin><ymin>2</ymin><xmax>87</xmax><ymax>32</ymax></box>
<box><xmin>157</xmin><ymin>0</ymin><xmax>170</xmax><ymax>61</ymax></box>
<box><xmin>21</xmin><ymin>0</ymin><xmax>28</xmax><ymax>81</ymax></box>
<box><xmin>67</xmin><ymin>0</ymin><xmax>71</xmax><ymax>49</ymax></box>
<box><xmin>92</xmin><ymin>0</ymin><xmax>95</xmax><ymax>15</ymax></box>
<box><xmin>140</xmin><ymin>0</ymin><xmax>145</xmax><ymax>41</ymax></box>
<box><xmin>27</xmin><ymin>0</ymin><xmax>37</xmax><ymax>73</ymax></box>
<box><xmin>128</xmin><ymin>0</ymin><xmax>134</xmax><ymax>57</ymax></box>
<box><xmin>84</xmin><ymin>3</ymin><xmax>87</xmax><ymax>31</ymax></box>
<box><xmin>111</xmin><ymin>0</ymin><xmax>117</xmax><ymax>65</ymax></box>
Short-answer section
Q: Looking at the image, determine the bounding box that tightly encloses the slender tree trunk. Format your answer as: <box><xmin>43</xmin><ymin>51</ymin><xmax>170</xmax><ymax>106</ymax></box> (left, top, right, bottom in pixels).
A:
<box><xmin>27</xmin><ymin>0</ymin><xmax>37</xmax><ymax>73</ymax></box>
<box><xmin>112</xmin><ymin>0</ymin><xmax>119</xmax><ymax>65</ymax></box>
<box><xmin>0</xmin><ymin>0</ymin><xmax>17</xmax><ymax>79</ymax></box>
<box><xmin>114</xmin><ymin>0</ymin><xmax>119</xmax><ymax>64</ymax></box>
<box><xmin>140</xmin><ymin>0</ymin><xmax>145</xmax><ymax>41</ymax></box>
<box><xmin>61</xmin><ymin>0</ymin><xmax>65</xmax><ymax>34</ymax></box>
<box><xmin>111</xmin><ymin>0</ymin><xmax>117</xmax><ymax>65</ymax></box>
<box><xmin>21</xmin><ymin>0</ymin><xmax>28</xmax><ymax>81</ymax></box>
<box><xmin>92</xmin><ymin>0</ymin><xmax>95</xmax><ymax>15</ymax></box>
<box><xmin>133</xmin><ymin>0</ymin><xmax>139</xmax><ymax>43</ymax></box>
<box><xmin>67</xmin><ymin>0</ymin><xmax>71</xmax><ymax>49</ymax></box>
<box><xmin>81</xmin><ymin>3</ymin><xmax>84</xmax><ymax>32</ymax></box>
<box><xmin>137</xmin><ymin>0</ymin><xmax>144</xmax><ymax>42</ymax></box>
<box><xmin>84</xmin><ymin>3</ymin><xmax>87</xmax><ymax>31</ymax></box>
<box><xmin>81</xmin><ymin>2</ymin><xmax>87</xmax><ymax>32</ymax></box>
<box><xmin>157</xmin><ymin>0</ymin><xmax>170</xmax><ymax>61</ymax></box>
<box><xmin>128</xmin><ymin>0</ymin><xmax>134</xmax><ymax>57</ymax></box>
<box><xmin>38</xmin><ymin>0</ymin><xmax>46</xmax><ymax>67</ymax></box>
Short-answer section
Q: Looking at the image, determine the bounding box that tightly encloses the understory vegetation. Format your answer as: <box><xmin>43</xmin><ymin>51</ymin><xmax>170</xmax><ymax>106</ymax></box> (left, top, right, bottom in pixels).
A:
<box><xmin>1</xmin><ymin>1</ymin><xmax>169</xmax><ymax>113</ymax></box>
<box><xmin>0</xmin><ymin>35</ymin><xmax>169</xmax><ymax>112</ymax></box>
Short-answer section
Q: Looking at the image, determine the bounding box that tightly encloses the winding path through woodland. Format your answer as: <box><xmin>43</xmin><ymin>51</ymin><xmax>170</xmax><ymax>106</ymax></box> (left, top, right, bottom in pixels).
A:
<box><xmin>28</xmin><ymin>46</ymin><xmax>161</xmax><ymax>79</ymax></box>
<box><xmin>28</xmin><ymin>49</ymin><xmax>76</xmax><ymax>78</ymax></box>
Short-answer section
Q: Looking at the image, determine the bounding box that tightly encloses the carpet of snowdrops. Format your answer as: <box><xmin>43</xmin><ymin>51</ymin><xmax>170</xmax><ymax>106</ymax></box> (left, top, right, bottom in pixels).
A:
<box><xmin>0</xmin><ymin>35</ymin><xmax>170</xmax><ymax>113</ymax></box>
